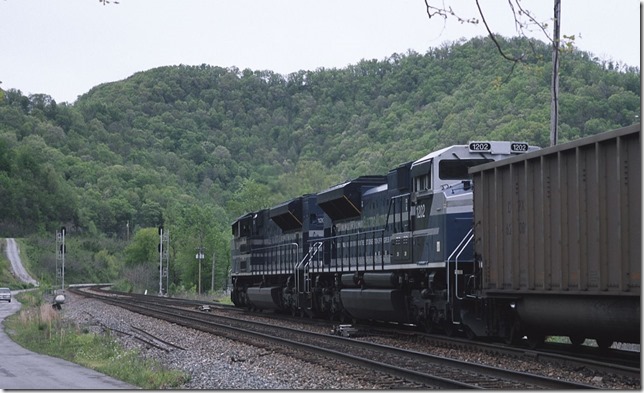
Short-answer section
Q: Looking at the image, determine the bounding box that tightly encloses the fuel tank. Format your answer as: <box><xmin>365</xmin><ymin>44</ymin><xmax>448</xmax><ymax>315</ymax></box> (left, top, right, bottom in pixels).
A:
<box><xmin>340</xmin><ymin>289</ymin><xmax>409</xmax><ymax>322</ymax></box>
<box><xmin>246</xmin><ymin>287</ymin><xmax>282</xmax><ymax>311</ymax></box>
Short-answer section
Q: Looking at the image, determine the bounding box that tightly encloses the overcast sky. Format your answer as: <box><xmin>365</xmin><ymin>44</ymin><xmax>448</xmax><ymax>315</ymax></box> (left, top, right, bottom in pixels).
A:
<box><xmin>1</xmin><ymin>0</ymin><xmax>640</xmax><ymax>104</ymax></box>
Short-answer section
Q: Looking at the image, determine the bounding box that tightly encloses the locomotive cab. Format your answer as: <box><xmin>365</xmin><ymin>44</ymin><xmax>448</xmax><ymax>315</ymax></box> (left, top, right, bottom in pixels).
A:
<box><xmin>403</xmin><ymin>141</ymin><xmax>537</xmax><ymax>333</ymax></box>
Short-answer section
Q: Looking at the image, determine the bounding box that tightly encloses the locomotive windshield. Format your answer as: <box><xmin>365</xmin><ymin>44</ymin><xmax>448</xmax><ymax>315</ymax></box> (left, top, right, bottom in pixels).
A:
<box><xmin>439</xmin><ymin>159</ymin><xmax>492</xmax><ymax>180</ymax></box>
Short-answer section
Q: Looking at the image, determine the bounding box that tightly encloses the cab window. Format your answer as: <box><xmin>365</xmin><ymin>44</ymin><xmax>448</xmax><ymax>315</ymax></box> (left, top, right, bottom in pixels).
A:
<box><xmin>439</xmin><ymin>159</ymin><xmax>492</xmax><ymax>180</ymax></box>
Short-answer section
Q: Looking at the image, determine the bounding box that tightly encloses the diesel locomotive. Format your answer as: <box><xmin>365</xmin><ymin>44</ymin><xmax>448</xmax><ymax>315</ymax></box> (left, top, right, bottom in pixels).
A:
<box><xmin>230</xmin><ymin>124</ymin><xmax>641</xmax><ymax>348</ymax></box>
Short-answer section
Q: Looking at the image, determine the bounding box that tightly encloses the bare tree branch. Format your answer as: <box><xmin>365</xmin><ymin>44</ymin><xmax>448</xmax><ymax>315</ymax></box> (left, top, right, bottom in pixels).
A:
<box><xmin>513</xmin><ymin>0</ymin><xmax>553</xmax><ymax>42</ymax></box>
<box><xmin>425</xmin><ymin>0</ymin><xmax>479</xmax><ymax>25</ymax></box>
<box><xmin>425</xmin><ymin>0</ymin><xmax>573</xmax><ymax>62</ymax></box>
<box><xmin>475</xmin><ymin>0</ymin><xmax>524</xmax><ymax>63</ymax></box>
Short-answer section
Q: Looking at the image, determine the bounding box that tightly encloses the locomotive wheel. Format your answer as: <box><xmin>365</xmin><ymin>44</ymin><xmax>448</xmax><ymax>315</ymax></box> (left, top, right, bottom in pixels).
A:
<box><xmin>569</xmin><ymin>336</ymin><xmax>585</xmax><ymax>346</ymax></box>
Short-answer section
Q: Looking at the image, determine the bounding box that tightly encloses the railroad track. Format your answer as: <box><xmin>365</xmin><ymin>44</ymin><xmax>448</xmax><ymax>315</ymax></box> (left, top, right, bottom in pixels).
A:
<box><xmin>71</xmin><ymin>288</ymin><xmax>596</xmax><ymax>389</ymax></box>
<box><xmin>83</xmin><ymin>310</ymin><xmax>186</xmax><ymax>352</ymax></box>
<box><xmin>354</xmin><ymin>324</ymin><xmax>641</xmax><ymax>381</ymax></box>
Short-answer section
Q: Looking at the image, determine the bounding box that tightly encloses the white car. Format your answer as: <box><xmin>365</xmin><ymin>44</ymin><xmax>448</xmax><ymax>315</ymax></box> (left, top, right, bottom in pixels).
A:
<box><xmin>0</xmin><ymin>288</ymin><xmax>11</xmax><ymax>302</ymax></box>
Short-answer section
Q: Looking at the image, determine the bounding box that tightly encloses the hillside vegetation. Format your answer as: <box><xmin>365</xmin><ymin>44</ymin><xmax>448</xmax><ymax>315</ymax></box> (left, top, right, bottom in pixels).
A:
<box><xmin>0</xmin><ymin>36</ymin><xmax>639</xmax><ymax>292</ymax></box>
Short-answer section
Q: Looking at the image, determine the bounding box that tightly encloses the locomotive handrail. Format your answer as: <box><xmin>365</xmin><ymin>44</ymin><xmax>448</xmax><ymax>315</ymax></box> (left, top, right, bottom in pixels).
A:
<box><xmin>306</xmin><ymin>228</ymin><xmax>385</xmax><ymax>243</ymax></box>
<box><xmin>446</xmin><ymin>227</ymin><xmax>474</xmax><ymax>325</ymax></box>
<box><xmin>294</xmin><ymin>241</ymin><xmax>323</xmax><ymax>306</ymax></box>
<box><xmin>453</xmin><ymin>231</ymin><xmax>474</xmax><ymax>301</ymax></box>
<box><xmin>295</xmin><ymin>241</ymin><xmax>322</xmax><ymax>271</ymax></box>
<box><xmin>251</xmin><ymin>242</ymin><xmax>299</xmax><ymax>275</ymax></box>
<box><xmin>307</xmin><ymin>228</ymin><xmax>386</xmax><ymax>271</ymax></box>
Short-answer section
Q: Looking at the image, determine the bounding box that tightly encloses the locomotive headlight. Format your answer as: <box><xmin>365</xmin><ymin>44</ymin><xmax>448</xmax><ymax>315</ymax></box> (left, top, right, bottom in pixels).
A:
<box><xmin>509</xmin><ymin>302</ymin><xmax>516</xmax><ymax>309</ymax></box>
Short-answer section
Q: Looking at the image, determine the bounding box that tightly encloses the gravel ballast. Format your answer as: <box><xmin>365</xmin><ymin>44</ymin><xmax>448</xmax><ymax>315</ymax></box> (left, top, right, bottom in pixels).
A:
<box><xmin>60</xmin><ymin>292</ymin><xmax>378</xmax><ymax>389</ymax></box>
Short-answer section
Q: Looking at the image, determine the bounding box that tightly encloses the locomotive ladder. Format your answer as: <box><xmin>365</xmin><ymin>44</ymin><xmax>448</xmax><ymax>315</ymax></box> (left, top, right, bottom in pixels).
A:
<box><xmin>294</xmin><ymin>241</ymin><xmax>323</xmax><ymax>308</ymax></box>
<box><xmin>446</xmin><ymin>228</ymin><xmax>474</xmax><ymax>326</ymax></box>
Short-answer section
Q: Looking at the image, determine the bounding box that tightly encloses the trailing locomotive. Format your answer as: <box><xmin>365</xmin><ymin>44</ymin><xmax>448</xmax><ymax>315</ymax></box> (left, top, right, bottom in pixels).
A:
<box><xmin>230</xmin><ymin>124</ymin><xmax>641</xmax><ymax>347</ymax></box>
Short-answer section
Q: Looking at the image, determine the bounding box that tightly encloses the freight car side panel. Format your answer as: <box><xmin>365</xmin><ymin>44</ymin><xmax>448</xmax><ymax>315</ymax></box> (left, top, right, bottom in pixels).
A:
<box><xmin>472</xmin><ymin>124</ymin><xmax>641</xmax><ymax>296</ymax></box>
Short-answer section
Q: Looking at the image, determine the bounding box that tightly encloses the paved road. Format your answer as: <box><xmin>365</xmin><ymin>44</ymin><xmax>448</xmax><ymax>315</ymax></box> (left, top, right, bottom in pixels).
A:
<box><xmin>4</xmin><ymin>238</ymin><xmax>38</xmax><ymax>286</ymax></box>
<box><xmin>0</xmin><ymin>239</ymin><xmax>135</xmax><ymax>389</ymax></box>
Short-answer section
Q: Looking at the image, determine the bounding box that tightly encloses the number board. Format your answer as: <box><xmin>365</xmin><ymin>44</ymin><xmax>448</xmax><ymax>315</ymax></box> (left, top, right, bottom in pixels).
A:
<box><xmin>468</xmin><ymin>142</ymin><xmax>492</xmax><ymax>152</ymax></box>
<box><xmin>510</xmin><ymin>142</ymin><xmax>529</xmax><ymax>152</ymax></box>
<box><xmin>469</xmin><ymin>141</ymin><xmax>530</xmax><ymax>154</ymax></box>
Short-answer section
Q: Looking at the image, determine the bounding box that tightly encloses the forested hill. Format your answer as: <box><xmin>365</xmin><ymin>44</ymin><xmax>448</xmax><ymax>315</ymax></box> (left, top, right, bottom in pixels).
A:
<box><xmin>0</xmin><ymin>36</ymin><xmax>640</xmax><ymax>241</ymax></box>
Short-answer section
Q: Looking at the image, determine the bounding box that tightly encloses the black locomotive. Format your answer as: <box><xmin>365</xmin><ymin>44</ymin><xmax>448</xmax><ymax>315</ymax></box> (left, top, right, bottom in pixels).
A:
<box><xmin>231</xmin><ymin>124</ymin><xmax>641</xmax><ymax>348</ymax></box>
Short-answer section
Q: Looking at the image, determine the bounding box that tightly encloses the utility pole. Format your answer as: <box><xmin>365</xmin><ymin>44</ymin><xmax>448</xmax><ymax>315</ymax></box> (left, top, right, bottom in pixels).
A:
<box><xmin>56</xmin><ymin>227</ymin><xmax>66</xmax><ymax>292</ymax></box>
<box><xmin>196</xmin><ymin>246</ymin><xmax>205</xmax><ymax>295</ymax></box>
<box><xmin>55</xmin><ymin>231</ymin><xmax>61</xmax><ymax>287</ymax></box>
<box><xmin>211</xmin><ymin>251</ymin><xmax>215</xmax><ymax>292</ymax></box>
<box><xmin>165</xmin><ymin>230</ymin><xmax>169</xmax><ymax>296</ymax></box>
<box><xmin>195</xmin><ymin>227</ymin><xmax>206</xmax><ymax>295</ymax></box>
<box><xmin>160</xmin><ymin>228</ymin><xmax>169</xmax><ymax>296</ymax></box>
<box><xmin>550</xmin><ymin>0</ymin><xmax>561</xmax><ymax>146</ymax></box>
<box><xmin>53</xmin><ymin>228</ymin><xmax>67</xmax><ymax>309</ymax></box>
<box><xmin>60</xmin><ymin>227</ymin><xmax>65</xmax><ymax>291</ymax></box>
<box><xmin>158</xmin><ymin>226</ymin><xmax>164</xmax><ymax>295</ymax></box>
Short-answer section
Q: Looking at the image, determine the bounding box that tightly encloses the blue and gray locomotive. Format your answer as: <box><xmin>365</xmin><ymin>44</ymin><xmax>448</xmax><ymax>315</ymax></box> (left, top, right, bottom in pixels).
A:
<box><xmin>231</xmin><ymin>141</ymin><xmax>532</xmax><ymax>329</ymax></box>
<box><xmin>230</xmin><ymin>125</ymin><xmax>641</xmax><ymax>347</ymax></box>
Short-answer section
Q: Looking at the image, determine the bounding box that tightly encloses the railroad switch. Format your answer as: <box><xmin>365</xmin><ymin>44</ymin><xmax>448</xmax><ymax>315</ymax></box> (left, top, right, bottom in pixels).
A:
<box><xmin>196</xmin><ymin>304</ymin><xmax>211</xmax><ymax>312</ymax></box>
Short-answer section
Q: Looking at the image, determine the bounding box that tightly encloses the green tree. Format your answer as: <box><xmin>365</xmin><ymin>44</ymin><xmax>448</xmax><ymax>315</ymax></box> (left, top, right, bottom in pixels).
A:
<box><xmin>124</xmin><ymin>227</ymin><xmax>159</xmax><ymax>266</ymax></box>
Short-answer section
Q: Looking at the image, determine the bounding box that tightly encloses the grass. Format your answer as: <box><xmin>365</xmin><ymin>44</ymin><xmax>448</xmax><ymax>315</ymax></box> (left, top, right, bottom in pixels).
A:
<box><xmin>4</xmin><ymin>290</ymin><xmax>189</xmax><ymax>389</ymax></box>
<box><xmin>174</xmin><ymin>289</ymin><xmax>234</xmax><ymax>305</ymax></box>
